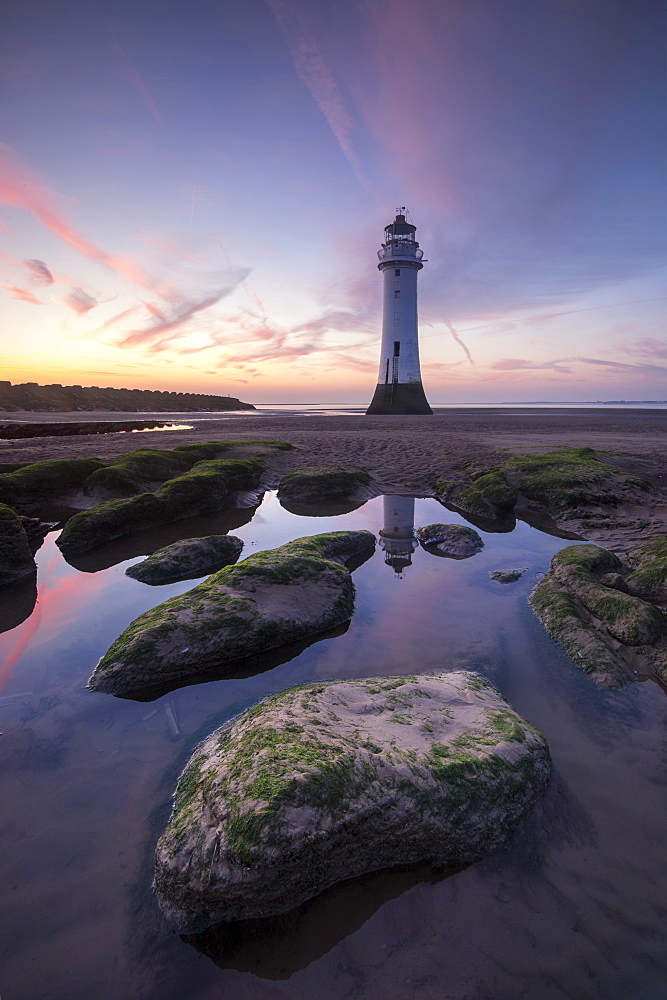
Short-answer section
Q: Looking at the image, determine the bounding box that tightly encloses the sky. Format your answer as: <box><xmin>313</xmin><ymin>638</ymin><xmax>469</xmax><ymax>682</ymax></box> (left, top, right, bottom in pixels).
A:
<box><xmin>0</xmin><ymin>0</ymin><xmax>664</xmax><ymax>404</ymax></box>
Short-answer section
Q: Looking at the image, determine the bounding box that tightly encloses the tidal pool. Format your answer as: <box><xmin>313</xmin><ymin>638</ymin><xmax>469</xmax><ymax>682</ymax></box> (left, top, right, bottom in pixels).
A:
<box><xmin>0</xmin><ymin>494</ymin><xmax>665</xmax><ymax>1000</ymax></box>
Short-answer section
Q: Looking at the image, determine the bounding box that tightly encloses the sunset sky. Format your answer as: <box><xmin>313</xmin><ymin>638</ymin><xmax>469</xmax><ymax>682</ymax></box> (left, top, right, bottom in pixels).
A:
<box><xmin>0</xmin><ymin>0</ymin><xmax>664</xmax><ymax>404</ymax></box>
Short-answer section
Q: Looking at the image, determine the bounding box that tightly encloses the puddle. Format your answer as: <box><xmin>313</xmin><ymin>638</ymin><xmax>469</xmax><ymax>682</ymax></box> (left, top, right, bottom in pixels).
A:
<box><xmin>0</xmin><ymin>494</ymin><xmax>665</xmax><ymax>999</ymax></box>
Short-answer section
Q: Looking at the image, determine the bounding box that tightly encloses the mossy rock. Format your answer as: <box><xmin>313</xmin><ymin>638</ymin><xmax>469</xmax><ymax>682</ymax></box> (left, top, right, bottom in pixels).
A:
<box><xmin>625</xmin><ymin>537</ymin><xmax>667</xmax><ymax>603</ymax></box>
<box><xmin>0</xmin><ymin>458</ymin><xmax>105</xmax><ymax>508</ymax></box>
<box><xmin>154</xmin><ymin>670</ymin><xmax>551</xmax><ymax>931</ymax></box>
<box><xmin>530</xmin><ymin>543</ymin><xmax>666</xmax><ymax>687</ymax></box>
<box><xmin>416</xmin><ymin>524</ymin><xmax>484</xmax><ymax>559</ymax></box>
<box><xmin>436</xmin><ymin>448</ymin><xmax>653</xmax><ymax>527</ymax></box>
<box><xmin>85</xmin><ymin>440</ymin><xmax>294</xmax><ymax>497</ymax></box>
<box><xmin>0</xmin><ymin>503</ymin><xmax>36</xmax><ymax>586</ymax></box>
<box><xmin>89</xmin><ymin>530</ymin><xmax>376</xmax><ymax>697</ymax></box>
<box><xmin>278</xmin><ymin>465</ymin><xmax>373</xmax><ymax>505</ymax></box>
<box><xmin>126</xmin><ymin>534</ymin><xmax>244</xmax><ymax>585</ymax></box>
<box><xmin>57</xmin><ymin>457</ymin><xmax>265</xmax><ymax>558</ymax></box>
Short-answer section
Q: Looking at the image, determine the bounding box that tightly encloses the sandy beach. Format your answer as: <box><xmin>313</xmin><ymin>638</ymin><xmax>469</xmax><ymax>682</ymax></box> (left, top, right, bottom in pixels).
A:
<box><xmin>2</xmin><ymin>406</ymin><xmax>666</xmax><ymax>545</ymax></box>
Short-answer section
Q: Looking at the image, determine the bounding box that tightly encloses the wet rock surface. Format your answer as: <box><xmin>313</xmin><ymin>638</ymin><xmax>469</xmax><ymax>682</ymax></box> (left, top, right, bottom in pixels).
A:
<box><xmin>57</xmin><ymin>457</ymin><xmax>266</xmax><ymax>558</ymax></box>
<box><xmin>277</xmin><ymin>465</ymin><xmax>376</xmax><ymax>506</ymax></box>
<box><xmin>126</xmin><ymin>534</ymin><xmax>244</xmax><ymax>584</ymax></box>
<box><xmin>416</xmin><ymin>523</ymin><xmax>484</xmax><ymax>558</ymax></box>
<box><xmin>154</xmin><ymin>670</ymin><xmax>551</xmax><ymax>931</ymax></box>
<box><xmin>434</xmin><ymin>448</ymin><xmax>659</xmax><ymax>543</ymax></box>
<box><xmin>89</xmin><ymin>530</ymin><xmax>376</xmax><ymax>697</ymax></box>
<box><xmin>0</xmin><ymin>503</ymin><xmax>37</xmax><ymax>586</ymax></box>
<box><xmin>530</xmin><ymin>542</ymin><xmax>667</xmax><ymax>687</ymax></box>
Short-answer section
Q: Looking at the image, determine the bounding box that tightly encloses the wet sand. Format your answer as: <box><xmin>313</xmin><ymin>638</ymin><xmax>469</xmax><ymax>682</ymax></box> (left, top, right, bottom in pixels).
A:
<box><xmin>2</xmin><ymin>407</ymin><xmax>666</xmax><ymax>544</ymax></box>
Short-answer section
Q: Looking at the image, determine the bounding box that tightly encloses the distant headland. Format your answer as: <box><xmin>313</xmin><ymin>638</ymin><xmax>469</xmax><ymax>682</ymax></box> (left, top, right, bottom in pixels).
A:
<box><xmin>0</xmin><ymin>381</ymin><xmax>255</xmax><ymax>412</ymax></box>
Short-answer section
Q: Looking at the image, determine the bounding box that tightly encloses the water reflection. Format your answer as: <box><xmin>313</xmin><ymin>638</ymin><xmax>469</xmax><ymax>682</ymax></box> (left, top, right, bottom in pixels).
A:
<box><xmin>63</xmin><ymin>505</ymin><xmax>259</xmax><ymax>573</ymax></box>
<box><xmin>183</xmin><ymin>861</ymin><xmax>463</xmax><ymax>980</ymax></box>
<box><xmin>379</xmin><ymin>496</ymin><xmax>418</xmax><ymax>577</ymax></box>
<box><xmin>0</xmin><ymin>575</ymin><xmax>37</xmax><ymax>635</ymax></box>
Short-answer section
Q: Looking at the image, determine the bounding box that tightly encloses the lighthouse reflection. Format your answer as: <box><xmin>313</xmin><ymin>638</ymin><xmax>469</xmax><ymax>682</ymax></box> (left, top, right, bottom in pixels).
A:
<box><xmin>379</xmin><ymin>496</ymin><xmax>418</xmax><ymax>577</ymax></box>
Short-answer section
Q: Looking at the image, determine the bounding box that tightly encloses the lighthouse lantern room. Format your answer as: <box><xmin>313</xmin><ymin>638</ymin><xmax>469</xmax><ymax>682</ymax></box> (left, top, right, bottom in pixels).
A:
<box><xmin>366</xmin><ymin>209</ymin><xmax>433</xmax><ymax>415</ymax></box>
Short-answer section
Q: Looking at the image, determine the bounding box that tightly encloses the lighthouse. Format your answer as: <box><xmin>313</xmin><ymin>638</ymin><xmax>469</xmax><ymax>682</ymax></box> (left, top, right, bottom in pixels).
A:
<box><xmin>366</xmin><ymin>209</ymin><xmax>432</xmax><ymax>415</ymax></box>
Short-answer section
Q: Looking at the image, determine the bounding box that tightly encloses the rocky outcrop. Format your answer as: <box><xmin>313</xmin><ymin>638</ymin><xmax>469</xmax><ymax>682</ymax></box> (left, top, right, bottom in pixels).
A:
<box><xmin>530</xmin><ymin>542</ymin><xmax>667</xmax><ymax>687</ymax></box>
<box><xmin>434</xmin><ymin>448</ymin><xmax>657</xmax><ymax>542</ymax></box>
<box><xmin>0</xmin><ymin>458</ymin><xmax>105</xmax><ymax>510</ymax></box>
<box><xmin>126</xmin><ymin>535</ymin><xmax>244</xmax><ymax>584</ymax></box>
<box><xmin>277</xmin><ymin>465</ymin><xmax>376</xmax><ymax>508</ymax></box>
<box><xmin>0</xmin><ymin>504</ymin><xmax>37</xmax><ymax>585</ymax></box>
<box><xmin>57</xmin><ymin>457</ymin><xmax>266</xmax><ymax>558</ymax></box>
<box><xmin>624</xmin><ymin>538</ymin><xmax>667</xmax><ymax>603</ymax></box>
<box><xmin>416</xmin><ymin>523</ymin><xmax>484</xmax><ymax>558</ymax></box>
<box><xmin>89</xmin><ymin>530</ymin><xmax>376</xmax><ymax>697</ymax></box>
<box><xmin>154</xmin><ymin>671</ymin><xmax>551</xmax><ymax>931</ymax></box>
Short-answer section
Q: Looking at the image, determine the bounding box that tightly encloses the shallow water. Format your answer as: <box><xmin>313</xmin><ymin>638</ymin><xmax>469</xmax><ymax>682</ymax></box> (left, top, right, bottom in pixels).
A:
<box><xmin>0</xmin><ymin>494</ymin><xmax>665</xmax><ymax>1000</ymax></box>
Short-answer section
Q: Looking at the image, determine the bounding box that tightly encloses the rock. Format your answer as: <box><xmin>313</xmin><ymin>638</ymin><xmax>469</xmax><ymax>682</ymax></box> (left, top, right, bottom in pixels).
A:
<box><xmin>490</xmin><ymin>568</ymin><xmax>527</xmax><ymax>584</ymax></box>
<box><xmin>0</xmin><ymin>503</ymin><xmax>37</xmax><ymax>585</ymax></box>
<box><xmin>416</xmin><ymin>524</ymin><xmax>484</xmax><ymax>558</ymax></box>
<box><xmin>126</xmin><ymin>535</ymin><xmax>244</xmax><ymax>584</ymax></box>
<box><xmin>434</xmin><ymin>448</ymin><xmax>655</xmax><ymax>540</ymax></box>
<box><xmin>89</xmin><ymin>530</ymin><xmax>376</xmax><ymax>697</ymax></box>
<box><xmin>57</xmin><ymin>457</ymin><xmax>265</xmax><ymax>558</ymax></box>
<box><xmin>277</xmin><ymin>465</ymin><xmax>374</xmax><ymax>505</ymax></box>
<box><xmin>0</xmin><ymin>458</ymin><xmax>105</xmax><ymax>510</ymax></box>
<box><xmin>155</xmin><ymin>671</ymin><xmax>551</xmax><ymax>931</ymax></box>
<box><xmin>625</xmin><ymin>538</ymin><xmax>667</xmax><ymax>603</ymax></box>
<box><xmin>530</xmin><ymin>543</ymin><xmax>667</xmax><ymax>688</ymax></box>
<box><xmin>599</xmin><ymin>572</ymin><xmax>629</xmax><ymax>593</ymax></box>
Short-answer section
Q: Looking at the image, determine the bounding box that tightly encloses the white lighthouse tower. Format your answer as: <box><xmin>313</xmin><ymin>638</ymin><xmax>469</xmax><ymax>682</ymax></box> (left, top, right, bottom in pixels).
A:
<box><xmin>366</xmin><ymin>209</ymin><xmax>432</xmax><ymax>415</ymax></box>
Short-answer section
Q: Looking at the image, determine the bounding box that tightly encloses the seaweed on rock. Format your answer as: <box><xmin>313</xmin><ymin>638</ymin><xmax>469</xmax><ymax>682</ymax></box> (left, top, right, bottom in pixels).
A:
<box><xmin>89</xmin><ymin>530</ymin><xmax>376</xmax><ymax>697</ymax></box>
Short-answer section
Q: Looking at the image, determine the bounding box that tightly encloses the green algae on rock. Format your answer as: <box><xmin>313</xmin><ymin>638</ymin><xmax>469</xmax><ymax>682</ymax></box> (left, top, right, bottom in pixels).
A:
<box><xmin>278</xmin><ymin>465</ymin><xmax>374</xmax><ymax>506</ymax></box>
<box><xmin>0</xmin><ymin>458</ymin><xmax>105</xmax><ymax>509</ymax></box>
<box><xmin>89</xmin><ymin>530</ymin><xmax>376</xmax><ymax>697</ymax></box>
<box><xmin>154</xmin><ymin>671</ymin><xmax>551</xmax><ymax>931</ymax></box>
<box><xmin>625</xmin><ymin>538</ymin><xmax>667</xmax><ymax>603</ymax></box>
<box><xmin>416</xmin><ymin>523</ymin><xmax>484</xmax><ymax>559</ymax></box>
<box><xmin>434</xmin><ymin>448</ymin><xmax>654</xmax><ymax>533</ymax></box>
<box><xmin>126</xmin><ymin>534</ymin><xmax>244</xmax><ymax>585</ymax></box>
<box><xmin>57</xmin><ymin>457</ymin><xmax>266</xmax><ymax>558</ymax></box>
<box><xmin>0</xmin><ymin>503</ymin><xmax>36</xmax><ymax>586</ymax></box>
<box><xmin>85</xmin><ymin>440</ymin><xmax>294</xmax><ymax>497</ymax></box>
<box><xmin>530</xmin><ymin>543</ymin><xmax>667</xmax><ymax>687</ymax></box>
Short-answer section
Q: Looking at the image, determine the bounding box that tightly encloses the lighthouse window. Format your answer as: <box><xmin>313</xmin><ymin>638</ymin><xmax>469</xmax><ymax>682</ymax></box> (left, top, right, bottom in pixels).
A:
<box><xmin>394</xmin><ymin>341</ymin><xmax>400</xmax><ymax>356</ymax></box>
<box><xmin>394</xmin><ymin>290</ymin><xmax>400</xmax><ymax>297</ymax></box>
<box><xmin>395</xmin><ymin>269</ymin><xmax>401</xmax><ymax>276</ymax></box>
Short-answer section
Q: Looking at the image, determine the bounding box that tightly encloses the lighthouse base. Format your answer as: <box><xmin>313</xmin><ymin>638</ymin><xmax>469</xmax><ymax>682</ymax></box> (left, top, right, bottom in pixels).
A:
<box><xmin>366</xmin><ymin>382</ymin><xmax>433</xmax><ymax>415</ymax></box>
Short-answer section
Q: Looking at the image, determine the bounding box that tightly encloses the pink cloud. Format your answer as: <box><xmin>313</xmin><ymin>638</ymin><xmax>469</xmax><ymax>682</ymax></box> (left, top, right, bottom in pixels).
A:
<box><xmin>0</xmin><ymin>284</ymin><xmax>41</xmax><ymax>304</ymax></box>
<box><xmin>54</xmin><ymin>287</ymin><xmax>98</xmax><ymax>314</ymax></box>
<box><xmin>23</xmin><ymin>258</ymin><xmax>54</xmax><ymax>285</ymax></box>
<box><xmin>0</xmin><ymin>149</ymin><xmax>150</xmax><ymax>287</ymax></box>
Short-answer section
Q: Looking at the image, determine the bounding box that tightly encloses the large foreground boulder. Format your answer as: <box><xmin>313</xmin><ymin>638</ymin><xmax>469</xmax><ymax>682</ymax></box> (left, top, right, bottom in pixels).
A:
<box><xmin>530</xmin><ymin>543</ymin><xmax>667</xmax><ymax>687</ymax></box>
<box><xmin>126</xmin><ymin>535</ymin><xmax>244</xmax><ymax>585</ymax></box>
<box><xmin>0</xmin><ymin>503</ymin><xmax>36</xmax><ymax>585</ymax></box>
<box><xmin>155</xmin><ymin>671</ymin><xmax>551</xmax><ymax>931</ymax></box>
<box><xmin>89</xmin><ymin>530</ymin><xmax>375</xmax><ymax>697</ymax></box>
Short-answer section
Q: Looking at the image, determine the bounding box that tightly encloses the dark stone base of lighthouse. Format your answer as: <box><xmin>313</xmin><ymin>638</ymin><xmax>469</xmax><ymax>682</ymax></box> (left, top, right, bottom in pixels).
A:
<box><xmin>366</xmin><ymin>382</ymin><xmax>433</xmax><ymax>416</ymax></box>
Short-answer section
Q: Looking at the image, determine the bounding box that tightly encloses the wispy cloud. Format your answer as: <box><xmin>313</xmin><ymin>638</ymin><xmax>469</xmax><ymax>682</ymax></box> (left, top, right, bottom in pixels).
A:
<box><xmin>54</xmin><ymin>287</ymin><xmax>98</xmax><ymax>314</ymax></box>
<box><xmin>265</xmin><ymin>0</ymin><xmax>371</xmax><ymax>191</ymax></box>
<box><xmin>23</xmin><ymin>258</ymin><xmax>54</xmax><ymax>285</ymax></box>
<box><xmin>617</xmin><ymin>338</ymin><xmax>667</xmax><ymax>360</ymax></box>
<box><xmin>442</xmin><ymin>319</ymin><xmax>474</xmax><ymax>365</ymax></box>
<box><xmin>0</xmin><ymin>284</ymin><xmax>41</xmax><ymax>304</ymax></box>
<box><xmin>0</xmin><ymin>148</ymin><xmax>151</xmax><ymax>287</ymax></box>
